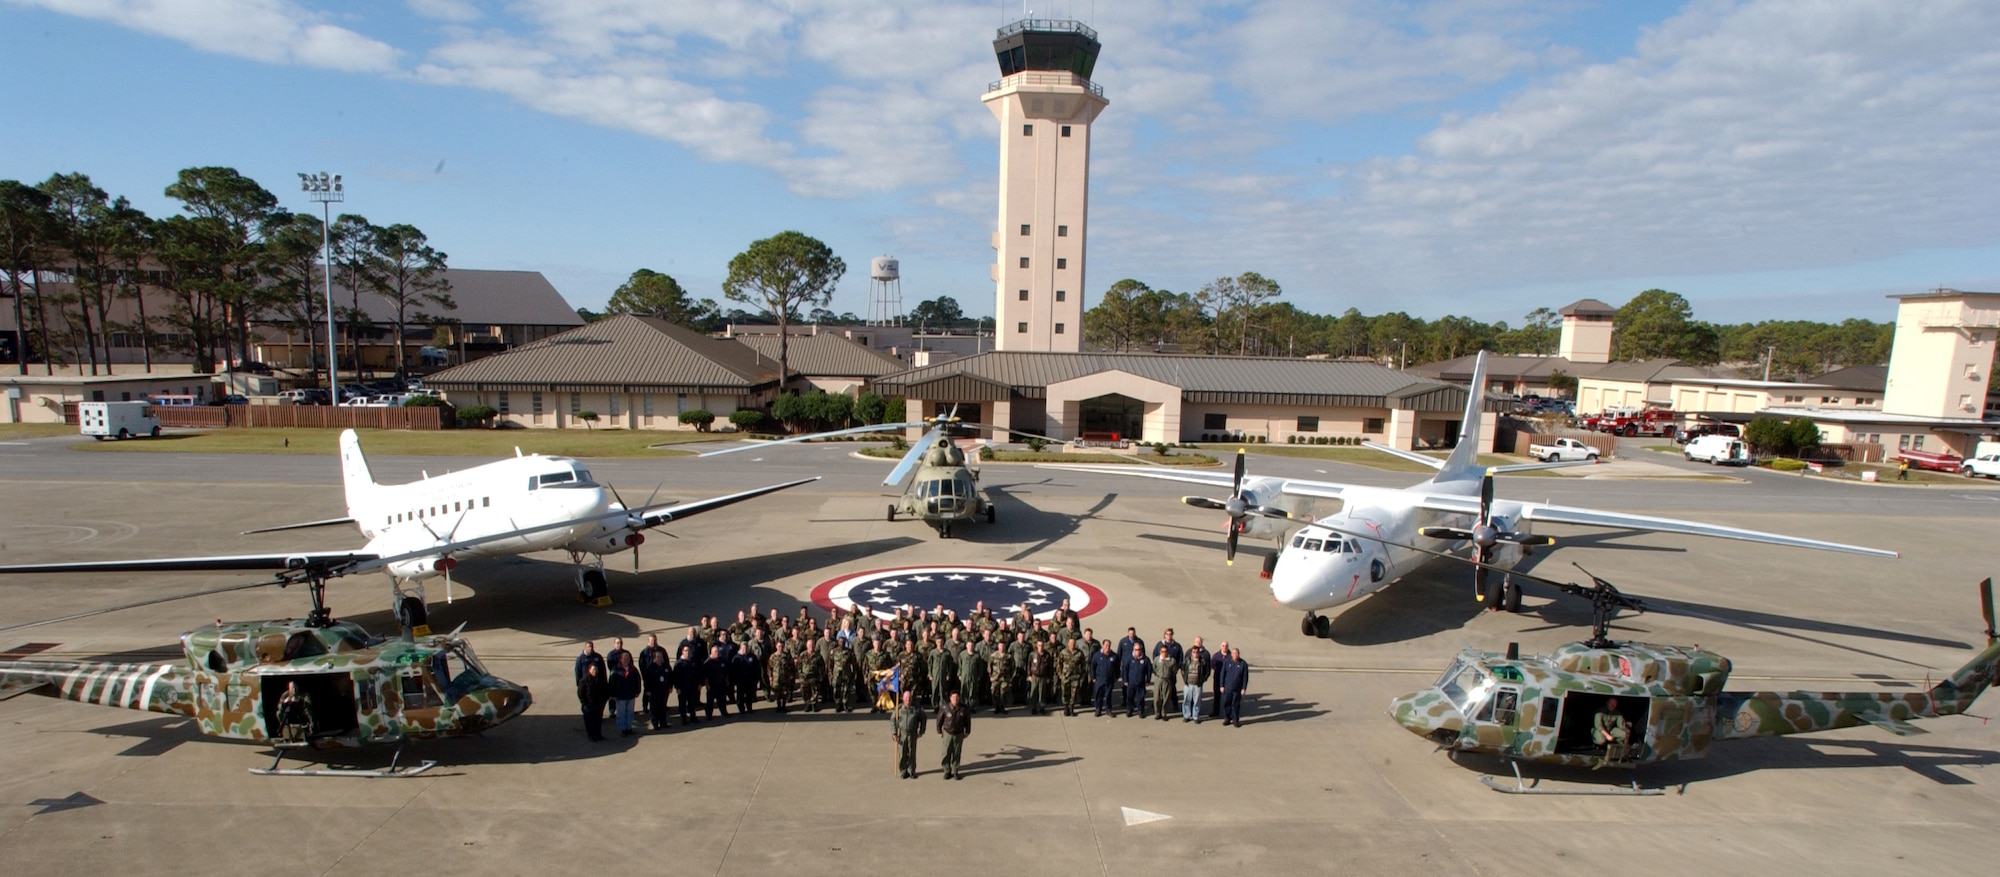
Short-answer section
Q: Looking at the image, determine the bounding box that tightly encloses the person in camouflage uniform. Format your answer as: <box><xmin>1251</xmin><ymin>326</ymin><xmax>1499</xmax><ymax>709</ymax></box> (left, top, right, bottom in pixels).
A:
<box><xmin>958</xmin><ymin>634</ymin><xmax>986</xmax><ymax>711</ymax></box>
<box><xmin>769</xmin><ymin>638</ymin><xmax>796</xmax><ymax>713</ymax></box>
<box><xmin>988</xmin><ymin>642</ymin><xmax>1015</xmax><ymax>715</ymax></box>
<box><xmin>799</xmin><ymin>642</ymin><xmax>826</xmax><ymax>713</ymax></box>
<box><xmin>894</xmin><ymin>640</ymin><xmax>921</xmax><ymax>706</ymax></box>
<box><xmin>868</xmin><ymin>637</ymin><xmax>896</xmax><ymax>712</ymax></box>
<box><xmin>830</xmin><ymin>635</ymin><xmax>857</xmax><ymax>713</ymax></box>
<box><xmin>1007</xmin><ymin>628</ymin><xmax>1032</xmax><ymax>708</ymax></box>
<box><xmin>1057</xmin><ymin>637</ymin><xmax>1086</xmax><ymax>717</ymax></box>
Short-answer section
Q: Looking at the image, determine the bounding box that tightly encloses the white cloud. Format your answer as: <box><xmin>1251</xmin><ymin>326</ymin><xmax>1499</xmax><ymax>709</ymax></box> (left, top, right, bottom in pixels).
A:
<box><xmin>12</xmin><ymin>0</ymin><xmax>398</xmax><ymax>72</ymax></box>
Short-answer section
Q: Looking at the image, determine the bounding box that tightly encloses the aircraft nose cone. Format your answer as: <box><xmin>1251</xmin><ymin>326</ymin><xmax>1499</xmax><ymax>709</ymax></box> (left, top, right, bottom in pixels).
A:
<box><xmin>1268</xmin><ymin>559</ymin><xmax>1315</xmax><ymax>609</ymax></box>
<box><xmin>1389</xmin><ymin>691</ymin><xmax>1461</xmax><ymax>741</ymax></box>
<box><xmin>486</xmin><ymin>684</ymin><xmax>532</xmax><ymax>723</ymax></box>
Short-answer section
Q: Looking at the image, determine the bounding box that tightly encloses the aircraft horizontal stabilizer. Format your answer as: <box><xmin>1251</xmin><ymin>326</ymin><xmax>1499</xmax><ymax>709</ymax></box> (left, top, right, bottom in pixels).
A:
<box><xmin>1859</xmin><ymin>714</ymin><xmax>1927</xmax><ymax>736</ymax></box>
<box><xmin>1360</xmin><ymin>441</ymin><xmax>1447</xmax><ymax>470</ymax></box>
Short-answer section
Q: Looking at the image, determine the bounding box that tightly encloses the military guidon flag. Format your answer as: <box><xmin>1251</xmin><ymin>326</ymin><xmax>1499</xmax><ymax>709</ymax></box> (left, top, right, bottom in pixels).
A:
<box><xmin>811</xmin><ymin>565</ymin><xmax>1107</xmax><ymax>621</ymax></box>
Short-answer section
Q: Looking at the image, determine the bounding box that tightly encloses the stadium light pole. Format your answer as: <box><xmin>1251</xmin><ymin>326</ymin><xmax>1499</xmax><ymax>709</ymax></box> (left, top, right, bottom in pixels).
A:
<box><xmin>299</xmin><ymin>172</ymin><xmax>343</xmax><ymax>405</ymax></box>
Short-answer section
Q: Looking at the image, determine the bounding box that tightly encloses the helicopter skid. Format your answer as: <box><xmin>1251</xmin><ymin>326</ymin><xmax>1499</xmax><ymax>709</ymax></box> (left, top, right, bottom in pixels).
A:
<box><xmin>250</xmin><ymin>743</ymin><xmax>437</xmax><ymax>778</ymax></box>
<box><xmin>1479</xmin><ymin>760</ymin><xmax>1662</xmax><ymax>796</ymax></box>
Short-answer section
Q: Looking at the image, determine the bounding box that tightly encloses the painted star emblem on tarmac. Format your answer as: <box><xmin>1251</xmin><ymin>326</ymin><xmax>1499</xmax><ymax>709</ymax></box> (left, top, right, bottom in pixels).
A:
<box><xmin>881</xmin><ymin>580</ymin><xmax>904</xmax><ymax>587</ymax></box>
<box><xmin>27</xmin><ymin>792</ymin><xmax>102</xmax><ymax>815</ymax></box>
<box><xmin>946</xmin><ymin>574</ymin><xmax>969</xmax><ymax>581</ymax></box>
<box><xmin>982</xmin><ymin>576</ymin><xmax>1005</xmax><ymax>583</ymax></box>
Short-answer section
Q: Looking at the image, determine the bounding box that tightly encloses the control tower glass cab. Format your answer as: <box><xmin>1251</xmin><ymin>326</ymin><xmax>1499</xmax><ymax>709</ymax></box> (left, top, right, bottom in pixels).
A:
<box><xmin>993</xmin><ymin>18</ymin><xmax>1101</xmax><ymax>80</ymax></box>
<box><xmin>984</xmin><ymin>20</ymin><xmax>1108</xmax><ymax>354</ymax></box>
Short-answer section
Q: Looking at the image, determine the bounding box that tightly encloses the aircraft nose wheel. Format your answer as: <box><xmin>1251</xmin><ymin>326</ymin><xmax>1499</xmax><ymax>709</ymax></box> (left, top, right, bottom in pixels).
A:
<box><xmin>577</xmin><ymin>567</ymin><xmax>611</xmax><ymax>606</ymax></box>
<box><xmin>395</xmin><ymin>595</ymin><xmax>428</xmax><ymax>634</ymax></box>
<box><xmin>886</xmin><ymin>505</ymin><xmax>897</xmax><ymax>522</ymax></box>
<box><xmin>1503</xmin><ymin>579</ymin><xmax>1522</xmax><ymax>613</ymax></box>
<box><xmin>1301</xmin><ymin>613</ymin><xmax>1330</xmax><ymax>638</ymax></box>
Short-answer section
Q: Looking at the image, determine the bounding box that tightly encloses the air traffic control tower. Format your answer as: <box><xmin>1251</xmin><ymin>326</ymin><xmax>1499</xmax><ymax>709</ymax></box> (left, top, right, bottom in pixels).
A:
<box><xmin>983</xmin><ymin>19</ymin><xmax>1108</xmax><ymax>352</ymax></box>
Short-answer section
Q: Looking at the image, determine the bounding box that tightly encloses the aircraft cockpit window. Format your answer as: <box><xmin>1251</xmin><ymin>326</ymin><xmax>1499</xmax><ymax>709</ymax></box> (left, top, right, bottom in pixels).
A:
<box><xmin>1476</xmin><ymin>687</ymin><xmax>1520</xmax><ymax>725</ymax></box>
<box><xmin>1291</xmin><ymin>535</ymin><xmax>1306</xmax><ymax>548</ymax></box>
<box><xmin>431</xmin><ymin>649</ymin><xmax>481</xmax><ymax>700</ymax></box>
<box><xmin>282</xmin><ymin>631</ymin><xmax>327</xmax><ymax>660</ymax></box>
<box><xmin>571</xmin><ymin>466</ymin><xmax>594</xmax><ymax>485</ymax></box>
<box><xmin>1303</xmin><ymin>539</ymin><xmax>1323</xmax><ymax>552</ymax></box>
<box><xmin>1437</xmin><ymin>661</ymin><xmax>1486</xmax><ymax>712</ymax></box>
<box><xmin>1321</xmin><ymin>540</ymin><xmax>1340</xmax><ymax>552</ymax></box>
<box><xmin>537</xmin><ymin>470</ymin><xmax>577</xmax><ymax>487</ymax></box>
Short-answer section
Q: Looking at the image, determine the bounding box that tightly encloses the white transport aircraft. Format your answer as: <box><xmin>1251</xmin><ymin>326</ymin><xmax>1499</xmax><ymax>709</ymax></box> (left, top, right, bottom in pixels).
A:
<box><xmin>1044</xmin><ymin>352</ymin><xmax>1898</xmax><ymax>637</ymax></box>
<box><xmin>0</xmin><ymin>429</ymin><xmax>816</xmax><ymax>633</ymax></box>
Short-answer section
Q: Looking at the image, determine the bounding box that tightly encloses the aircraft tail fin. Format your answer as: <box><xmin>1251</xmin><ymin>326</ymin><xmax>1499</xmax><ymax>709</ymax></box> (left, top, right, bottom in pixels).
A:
<box><xmin>339</xmin><ymin>429</ymin><xmax>377</xmax><ymax>514</ymax></box>
<box><xmin>1432</xmin><ymin>351</ymin><xmax>1490</xmax><ymax>483</ymax></box>
<box><xmin>1929</xmin><ymin>578</ymin><xmax>2000</xmax><ymax>716</ymax></box>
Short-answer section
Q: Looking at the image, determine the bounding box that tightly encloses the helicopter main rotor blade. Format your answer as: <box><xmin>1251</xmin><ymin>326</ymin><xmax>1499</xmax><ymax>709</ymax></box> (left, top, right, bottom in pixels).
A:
<box><xmin>0</xmin><ymin>578</ymin><xmax>284</xmax><ymax>634</ymax></box>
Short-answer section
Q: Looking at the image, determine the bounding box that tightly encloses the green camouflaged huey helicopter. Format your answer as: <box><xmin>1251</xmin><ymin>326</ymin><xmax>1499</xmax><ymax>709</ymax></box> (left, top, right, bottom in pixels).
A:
<box><xmin>1318</xmin><ymin>524</ymin><xmax>1999</xmax><ymax>794</ymax></box>
<box><xmin>0</xmin><ymin>559</ymin><xmax>531</xmax><ymax>777</ymax></box>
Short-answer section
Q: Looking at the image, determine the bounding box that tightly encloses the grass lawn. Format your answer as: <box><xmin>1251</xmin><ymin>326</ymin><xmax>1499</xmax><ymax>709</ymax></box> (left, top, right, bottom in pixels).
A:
<box><xmin>1191</xmin><ymin>443</ymin><xmax>1527</xmax><ymax>473</ymax></box>
<box><xmin>0</xmin><ymin>423</ymin><xmax>76</xmax><ymax>439</ymax></box>
<box><xmin>1777</xmin><ymin>460</ymin><xmax>1985</xmax><ymax>487</ymax></box>
<box><xmin>853</xmin><ymin>445</ymin><xmax>1219</xmax><ymax>466</ymax></box>
<box><xmin>71</xmin><ymin>427</ymin><xmax>704</xmax><ymax>458</ymax></box>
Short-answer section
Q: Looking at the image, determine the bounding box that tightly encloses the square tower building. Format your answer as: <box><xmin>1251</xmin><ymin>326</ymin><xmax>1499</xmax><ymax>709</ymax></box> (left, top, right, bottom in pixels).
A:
<box><xmin>983</xmin><ymin>20</ymin><xmax>1108</xmax><ymax>352</ymax></box>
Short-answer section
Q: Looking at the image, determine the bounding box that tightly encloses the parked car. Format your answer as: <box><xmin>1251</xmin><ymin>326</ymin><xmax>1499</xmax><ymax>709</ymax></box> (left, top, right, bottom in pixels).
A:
<box><xmin>1528</xmin><ymin>437</ymin><xmax>1601</xmax><ymax>463</ymax></box>
<box><xmin>1684</xmin><ymin>434</ymin><xmax>1752</xmax><ymax>466</ymax></box>
<box><xmin>233</xmin><ymin>360</ymin><xmax>275</xmax><ymax>375</ymax></box>
<box><xmin>1960</xmin><ymin>454</ymin><xmax>2000</xmax><ymax>479</ymax></box>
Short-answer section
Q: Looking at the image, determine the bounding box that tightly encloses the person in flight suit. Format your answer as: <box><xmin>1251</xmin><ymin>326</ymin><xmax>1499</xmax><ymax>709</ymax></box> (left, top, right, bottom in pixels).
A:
<box><xmin>935</xmin><ymin>691</ymin><xmax>972</xmax><ymax>780</ymax></box>
<box><xmin>891</xmin><ymin>690</ymin><xmax>928</xmax><ymax>779</ymax></box>
<box><xmin>1594</xmin><ymin>697</ymin><xmax>1632</xmax><ymax>768</ymax></box>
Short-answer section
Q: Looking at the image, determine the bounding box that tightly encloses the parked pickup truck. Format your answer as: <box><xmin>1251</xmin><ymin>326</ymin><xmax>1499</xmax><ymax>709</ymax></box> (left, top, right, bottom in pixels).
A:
<box><xmin>1960</xmin><ymin>454</ymin><xmax>2000</xmax><ymax>479</ymax></box>
<box><xmin>1898</xmin><ymin>448</ymin><xmax>1965</xmax><ymax>472</ymax></box>
<box><xmin>1529</xmin><ymin>437</ymin><xmax>1601</xmax><ymax>463</ymax></box>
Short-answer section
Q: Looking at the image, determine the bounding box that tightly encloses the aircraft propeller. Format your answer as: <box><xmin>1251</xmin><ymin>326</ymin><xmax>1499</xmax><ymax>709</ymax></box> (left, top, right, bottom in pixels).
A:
<box><xmin>1181</xmin><ymin>449</ymin><xmax>1290</xmax><ymax>565</ymax></box>
<box><xmin>1416</xmin><ymin>468</ymin><xmax>1554</xmax><ymax>606</ymax></box>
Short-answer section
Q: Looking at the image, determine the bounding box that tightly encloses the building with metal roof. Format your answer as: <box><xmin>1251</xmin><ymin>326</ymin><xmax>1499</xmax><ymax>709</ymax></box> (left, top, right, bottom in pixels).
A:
<box><xmin>423</xmin><ymin>314</ymin><xmax>779</xmax><ymax>430</ymax></box>
<box><xmin>731</xmin><ymin>332</ymin><xmax>909</xmax><ymax>395</ymax></box>
<box><xmin>872</xmin><ymin>350</ymin><xmax>1501</xmax><ymax>449</ymax></box>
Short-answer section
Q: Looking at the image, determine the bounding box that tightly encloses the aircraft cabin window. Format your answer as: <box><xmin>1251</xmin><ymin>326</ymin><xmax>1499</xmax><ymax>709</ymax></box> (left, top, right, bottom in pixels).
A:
<box><xmin>482</xmin><ymin>497</ymin><xmax>490</xmax><ymax>507</ymax></box>
<box><xmin>1540</xmin><ymin>697</ymin><xmax>1560</xmax><ymax>728</ymax></box>
<box><xmin>1303</xmin><ymin>539</ymin><xmax>1323</xmax><ymax>552</ymax></box>
<box><xmin>1478</xmin><ymin>688</ymin><xmax>1520</xmax><ymax>726</ymax></box>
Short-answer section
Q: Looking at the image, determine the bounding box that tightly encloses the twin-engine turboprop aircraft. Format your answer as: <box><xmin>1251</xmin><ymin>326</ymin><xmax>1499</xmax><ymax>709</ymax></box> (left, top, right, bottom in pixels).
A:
<box><xmin>1045</xmin><ymin>352</ymin><xmax>1898</xmax><ymax>637</ymax></box>
<box><xmin>0</xmin><ymin>429</ymin><xmax>816</xmax><ymax>634</ymax></box>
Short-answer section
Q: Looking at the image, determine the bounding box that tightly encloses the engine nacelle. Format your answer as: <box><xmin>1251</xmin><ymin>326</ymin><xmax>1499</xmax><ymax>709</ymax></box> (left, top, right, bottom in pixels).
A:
<box><xmin>386</xmin><ymin>556</ymin><xmax>445</xmax><ymax>581</ymax></box>
<box><xmin>566</xmin><ymin>520</ymin><xmax>636</xmax><ymax>556</ymax></box>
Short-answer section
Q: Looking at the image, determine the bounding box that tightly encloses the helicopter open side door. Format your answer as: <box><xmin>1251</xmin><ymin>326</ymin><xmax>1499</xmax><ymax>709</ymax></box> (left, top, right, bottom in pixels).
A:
<box><xmin>259</xmin><ymin>673</ymin><xmax>360</xmax><ymax>741</ymax></box>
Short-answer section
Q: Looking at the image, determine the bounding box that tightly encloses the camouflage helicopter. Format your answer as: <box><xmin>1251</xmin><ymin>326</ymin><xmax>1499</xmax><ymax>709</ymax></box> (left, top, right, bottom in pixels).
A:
<box><xmin>1365</xmin><ymin>535</ymin><xmax>1999</xmax><ymax>794</ymax></box>
<box><xmin>703</xmin><ymin>409</ymin><xmax>1026</xmax><ymax>538</ymax></box>
<box><xmin>0</xmin><ymin>576</ymin><xmax>530</xmax><ymax>777</ymax></box>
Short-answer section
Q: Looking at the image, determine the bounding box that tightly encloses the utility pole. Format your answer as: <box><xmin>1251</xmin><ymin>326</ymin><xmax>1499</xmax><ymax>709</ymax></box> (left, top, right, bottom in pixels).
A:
<box><xmin>1763</xmin><ymin>345</ymin><xmax>1776</xmax><ymax>382</ymax></box>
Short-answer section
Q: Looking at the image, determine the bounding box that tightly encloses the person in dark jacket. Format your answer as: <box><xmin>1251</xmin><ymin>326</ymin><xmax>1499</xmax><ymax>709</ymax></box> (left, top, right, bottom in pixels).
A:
<box><xmin>608</xmin><ymin>652</ymin><xmax>642</xmax><ymax>736</ymax></box>
<box><xmin>604</xmin><ymin>636</ymin><xmax>632</xmax><ymax>682</ymax></box>
<box><xmin>1089</xmin><ymin>640</ymin><xmax>1118</xmax><ymax>716</ymax></box>
<box><xmin>677</xmin><ymin>626</ymin><xmax>708</xmax><ymax>666</ymax></box>
<box><xmin>1115</xmin><ymin>628</ymin><xmax>1144</xmax><ymax>710</ymax></box>
<box><xmin>573</xmin><ymin>641</ymin><xmax>605</xmax><ymax>686</ymax></box>
<box><xmin>637</xmin><ymin>634</ymin><xmax>669</xmax><ymax>720</ymax></box>
<box><xmin>673</xmin><ymin>646</ymin><xmax>702</xmax><ymax>725</ymax></box>
<box><xmin>1219</xmin><ymin>647</ymin><xmax>1251</xmax><ymax>726</ymax></box>
<box><xmin>702</xmin><ymin>648</ymin><xmax>729</xmax><ymax>718</ymax></box>
<box><xmin>935</xmin><ymin>691</ymin><xmax>972</xmax><ymax>780</ymax></box>
<box><xmin>577</xmin><ymin>662</ymin><xmax>611</xmax><ymax>741</ymax></box>
<box><xmin>729</xmin><ymin>646</ymin><xmax>759</xmax><ymax>714</ymax></box>
<box><xmin>643</xmin><ymin>650</ymin><xmax>672</xmax><ymax>730</ymax></box>
<box><xmin>1209</xmin><ymin>639</ymin><xmax>1230</xmax><ymax>718</ymax></box>
<box><xmin>1122</xmin><ymin>643</ymin><xmax>1152</xmax><ymax>718</ymax></box>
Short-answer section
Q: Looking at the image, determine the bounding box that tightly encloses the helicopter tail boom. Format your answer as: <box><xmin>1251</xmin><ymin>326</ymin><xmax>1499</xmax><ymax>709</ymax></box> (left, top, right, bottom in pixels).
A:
<box><xmin>0</xmin><ymin>659</ymin><xmax>194</xmax><ymax>717</ymax></box>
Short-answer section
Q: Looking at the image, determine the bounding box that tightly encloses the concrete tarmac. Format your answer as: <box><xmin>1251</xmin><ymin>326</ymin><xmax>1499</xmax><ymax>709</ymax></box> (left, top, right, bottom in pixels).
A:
<box><xmin>1</xmin><ymin>433</ymin><xmax>1997</xmax><ymax>875</ymax></box>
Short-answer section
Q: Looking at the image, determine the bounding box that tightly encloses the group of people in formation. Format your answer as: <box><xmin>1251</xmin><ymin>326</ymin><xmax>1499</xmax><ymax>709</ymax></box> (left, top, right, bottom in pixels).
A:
<box><xmin>571</xmin><ymin>600</ymin><xmax>1255</xmax><ymax>749</ymax></box>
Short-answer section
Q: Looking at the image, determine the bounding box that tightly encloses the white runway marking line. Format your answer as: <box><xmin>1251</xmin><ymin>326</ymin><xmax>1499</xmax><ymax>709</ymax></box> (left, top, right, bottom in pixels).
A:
<box><xmin>1120</xmin><ymin>807</ymin><xmax>1172</xmax><ymax>827</ymax></box>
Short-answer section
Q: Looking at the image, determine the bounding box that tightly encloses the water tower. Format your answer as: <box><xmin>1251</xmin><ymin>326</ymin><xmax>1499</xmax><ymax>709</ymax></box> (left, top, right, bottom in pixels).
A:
<box><xmin>867</xmin><ymin>256</ymin><xmax>904</xmax><ymax>327</ymax></box>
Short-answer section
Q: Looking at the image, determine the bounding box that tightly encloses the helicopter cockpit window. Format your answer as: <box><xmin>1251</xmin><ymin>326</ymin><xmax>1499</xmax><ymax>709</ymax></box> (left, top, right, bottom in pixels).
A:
<box><xmin>282</xmin><ymin>631</ymin><xmax>327</xmax><ymax>661</ymax></box>
<box><xmin>431</xmin><ymin>649</ymin><xmax>480</xmax><ymax>700</ymax></box>
<box><xmin>1437</xmin><ymin>660</ymin><xmax>1486</xmax><ymax>712</ymax></box>
<box><xmin>1476</xmin><ymin>687</ymin><xmax>1520</xmax><ymax>725</ymax></box>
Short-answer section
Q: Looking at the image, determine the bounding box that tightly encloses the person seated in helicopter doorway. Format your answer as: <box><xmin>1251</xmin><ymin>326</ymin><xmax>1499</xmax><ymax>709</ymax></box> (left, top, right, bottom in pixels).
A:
<box><xmin>277</xmin><ymin>680</ymin><xmax>313</xmax><ymax>744</ymax></box>
<box><xmin>1593</xmin><ymin>697</ymin><xmax>1631</xmax><ymax>769</ymax></box>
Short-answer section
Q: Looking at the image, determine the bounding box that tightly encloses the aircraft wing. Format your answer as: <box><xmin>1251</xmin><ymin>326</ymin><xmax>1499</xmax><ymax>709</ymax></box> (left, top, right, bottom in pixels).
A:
<box><xmin>241</xmin><ymin>516</ymin><xmax>356</xmax><ymax>535</ymax></box>
<box><xmin>630</xmin><ymin>477</ymin><xmax>821</xmax><ymax>528</ymax></box>
<box><xmin>1517</xmin><ymin>503</ymin><xmax>1899</xmax><ymax>558</ymax></box>
<box><xmin>1035</xmin><ymin>463</ymin><xmax>1242</xmax><ymax>490</ymax></box>
<box><xmin>0</xmin><ymin>550</ymin><xmax>378</xmax><ymax>575</ymax></box>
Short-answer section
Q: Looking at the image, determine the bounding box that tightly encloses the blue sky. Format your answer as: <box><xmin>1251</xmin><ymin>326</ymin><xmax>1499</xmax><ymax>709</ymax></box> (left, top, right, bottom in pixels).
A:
<box><xmin>4</xmin><ymin>0</ymin><xmax>1998</xmax><ymax>327</ymax></box>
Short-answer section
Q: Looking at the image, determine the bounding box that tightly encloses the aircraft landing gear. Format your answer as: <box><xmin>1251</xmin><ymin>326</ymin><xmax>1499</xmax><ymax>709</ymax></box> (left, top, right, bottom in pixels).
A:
<box><xmin>391</xmin><ymin>580</ymin><xmax>429</xmax><ymax>637</ymax></box>
<box><xmin>1300</xmin><ymin>612</ymin><xmax>1330</xmax><ymax>638</ymax></box>
<box><xmin>887</xmin><ymin>504</ymin><xmax>897</xmax><ymax>522</ymax></box>
<box><xmin>1502</xmin><ymin>577</ymin><xmax>1522</xmax><ymax>614</ymax></box>
<box><xmin>575</xmin><ymin>560</ymin><xmax>611</xmax><ymax>607</ymax></box>
<box><xmin>938</xmin><ymin>522</ymin><xmax>953</xmax><ymax>538</ymax></box>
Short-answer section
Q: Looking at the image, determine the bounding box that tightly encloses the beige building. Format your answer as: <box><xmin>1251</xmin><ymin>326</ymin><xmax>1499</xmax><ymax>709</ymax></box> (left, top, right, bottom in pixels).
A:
<box><xmin>872</xmin><ymin>351</ymin><xmax>1501</xmax><ymax>451</ymax></box>
<box><xmin>1</xmin><ymin>368</ymin><xmax>219</xmax><ymax>424</ymax></box>
<box><xmin>425</xmin><ymin>315</ymin><xmax>779</xmax><ymax>430</ymax></box>
<box><xmin>1558</xmin><ymin>298</ymin><xmax>1616</xmax><ymax>364</ymax></box>
<box><xmin>1882</xmin><ymin>288</ymin><xmax>2000</xmax><ymax>420</ymax></box>
<box><xmin>984</xmin><ymin>19</ymin><xmax>1106</xmax><ymax>353</ymax></box>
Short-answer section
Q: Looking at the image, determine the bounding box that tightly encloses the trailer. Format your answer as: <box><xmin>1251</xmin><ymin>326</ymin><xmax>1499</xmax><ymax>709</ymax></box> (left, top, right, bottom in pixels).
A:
<box><xmin>78</xmin><ymin>401</ymin><xmax>162</xmax><ymax>440</ymax></box>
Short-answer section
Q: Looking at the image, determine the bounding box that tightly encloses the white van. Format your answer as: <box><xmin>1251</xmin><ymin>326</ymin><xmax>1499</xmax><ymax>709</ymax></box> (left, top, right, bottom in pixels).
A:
<box><xmin>79</xmin><ymin>401</ymin><xmax>162</xmax><ymax>440</ymax></box>
<box><xmin>1684</xmin><ymin>434</ymin><xmax>1751</xmax><ymax>466</ymax></box>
